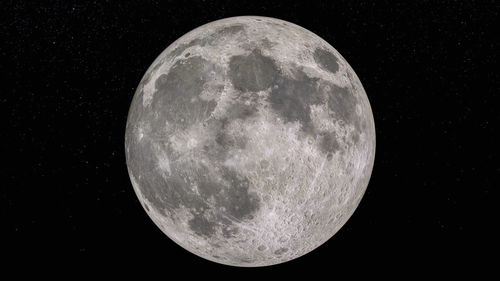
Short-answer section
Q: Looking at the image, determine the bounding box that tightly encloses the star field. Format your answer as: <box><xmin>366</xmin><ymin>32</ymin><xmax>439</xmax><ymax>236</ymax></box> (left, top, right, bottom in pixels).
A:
<box><xmin>2</xmin><ymin>0</ymin><xmax>497</xmax><ymax>275</ymax></box>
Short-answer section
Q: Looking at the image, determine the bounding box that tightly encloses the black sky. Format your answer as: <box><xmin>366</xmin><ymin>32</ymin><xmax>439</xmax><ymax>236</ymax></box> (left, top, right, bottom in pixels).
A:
<box><xmin>2</xmin><ymin>0</ymin><xmax>497</xmax><ymax>276</ymax></box>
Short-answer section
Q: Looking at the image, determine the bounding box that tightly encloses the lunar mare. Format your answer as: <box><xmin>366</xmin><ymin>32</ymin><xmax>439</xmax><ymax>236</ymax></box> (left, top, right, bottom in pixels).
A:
<box><xmin>125</xmin><ymin>16</ymin><xmax>375</xmax><ymax>267</ymax></box>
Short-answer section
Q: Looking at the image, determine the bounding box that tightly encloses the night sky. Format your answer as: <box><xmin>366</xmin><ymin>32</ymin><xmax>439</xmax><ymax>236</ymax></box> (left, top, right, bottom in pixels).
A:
<box><xmin>3</xmin><ymin>0</ymin><xmax>497</xmax><ymax>275</ymax></box>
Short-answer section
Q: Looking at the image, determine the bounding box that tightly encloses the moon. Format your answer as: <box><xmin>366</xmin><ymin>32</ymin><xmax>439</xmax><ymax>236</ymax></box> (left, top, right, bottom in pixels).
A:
<box><xmin>125</xmin><ymin>16</ymin><xmax>375</xmax><ymax>267</ymax></box>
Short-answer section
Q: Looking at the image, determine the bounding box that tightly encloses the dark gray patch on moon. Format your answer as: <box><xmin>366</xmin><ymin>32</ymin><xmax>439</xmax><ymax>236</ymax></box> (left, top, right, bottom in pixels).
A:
<box><xmin>229</xmin><ymin>49</ymin><xmax>278</xmax><ymax>92</ymax></box>
<box><xmin>319</xmin><ymin>132</ymin><xmax>340</xmax><ymax>154</ymax></box>
<box><xmin>217</xmin><ymin>167</ymin><xmax>261</xmax><ymax>220</ymax></box>
<box><xmin>260</xmin><ymin>38</ymin><xmax>277</xmax><ymax>49</ymax></box>
<box><xmin>274</xmin><ymin>247</ymin><xmax>288</xmax><ymax>255</ymax></box>
<box><xmin>201</xmin><ymin>120</ymin><xmax>233</xmax><ymax>161</ymax></box>
<box><xmin>225</xmin><ymin>102</ymin><xmax>257</xmax><ymax>120</ymax></box>
<box><xmin>189</xmin><ymin>214</ymin><xmax>216</xmax><ymax>237</ymax></box>
<box><xmin>326</xmin><ymin>85</ymin><xmax>361</xmax><ymax>132</ymax></box>
<box><xmin>213</xmin><ymin>116</ymin><xmax>249</xmax><ymax>150</ymax></box>
<box><xmin>238</xmin><ymin>257</ymin><xmax>254</xmax><ymax>264</ymax></box>
<box><xmin>313</xmin><ymin>48</ymin><xmax>339</xmax><ymax>74</ymax></box>
<box><xmin>151</xmin><ymin>56</ymin><xmax>219</xmax><ymax>130</ymax></box>
<box><xmin>215</xmin><ymin>129</ymin><xmax>247</xmax><ymax>149</ymax></box>
<box><xmin>351</xmin><ymin>130</ymin><xmax>360</xmax><ymax>144</ymax></box>
<box><xmin>126</xmin><ymin>131</ymin><xmax>184</xmax><ymax>212</ymax></box>
<box><xmin>269</xmin><ymin>67</ymin><xmax>324</xmax><ymax>136</ymax></box>
<box><xmin>184</xmin><ymin>166</ymin><xmax>260</xmax><ymax>238</ymax></box>
<box><xmin>326</xmin><ymin>152</ymin><xmax>333</xmax><ymax>161</ymax></box>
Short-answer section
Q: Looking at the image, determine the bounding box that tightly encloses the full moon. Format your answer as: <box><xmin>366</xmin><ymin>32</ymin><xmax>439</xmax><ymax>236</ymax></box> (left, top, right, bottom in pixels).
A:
<box><xmin>125</xmin><ymin>16</ymin><xmax>375</xmax><ymax>267</ymax></box>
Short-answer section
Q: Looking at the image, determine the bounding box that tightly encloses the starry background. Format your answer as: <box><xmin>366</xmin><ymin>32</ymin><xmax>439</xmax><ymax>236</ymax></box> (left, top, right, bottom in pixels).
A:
<box><xmin>2</xmin><ymin>0</ymin><xmax>497</xmax><ymax>275</ymax></box>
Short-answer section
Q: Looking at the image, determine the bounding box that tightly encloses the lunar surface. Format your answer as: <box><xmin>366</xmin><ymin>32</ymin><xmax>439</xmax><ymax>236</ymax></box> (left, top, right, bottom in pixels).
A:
<box><xmin>125</xmin><ymin>16</ymin><xmax>375</xmax><ymax>267</ymax></box>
